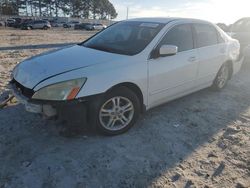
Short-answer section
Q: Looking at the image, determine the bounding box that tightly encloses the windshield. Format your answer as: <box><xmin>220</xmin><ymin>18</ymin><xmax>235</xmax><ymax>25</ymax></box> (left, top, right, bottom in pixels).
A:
<box><xmin>82</xmin><ymin>21</ymin><xmax>165</xmax><ymax>55</ymax></box>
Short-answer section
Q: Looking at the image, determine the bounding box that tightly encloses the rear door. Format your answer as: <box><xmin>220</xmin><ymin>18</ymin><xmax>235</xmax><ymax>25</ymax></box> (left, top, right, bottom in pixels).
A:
<box><xmin>193</xmin><ymin>23</ymin><xmax>226</xmax><ymax>86</ymax></box>
<box><xmin>148</xmin><ymin>23</ymin><xmax>199</xmax><ymax>107</ymax></box>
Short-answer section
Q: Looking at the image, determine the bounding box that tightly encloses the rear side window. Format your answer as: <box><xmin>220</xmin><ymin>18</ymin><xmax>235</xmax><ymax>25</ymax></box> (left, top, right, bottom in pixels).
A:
<box><xmin>159</xmin><ymin>24</ymin><xmax>194</xmax><ymax>52</ymax></box>
<box><xmin>193</xmin><ymin>24</ymin><xmax>218</xmax><ymax>48</ymax></box>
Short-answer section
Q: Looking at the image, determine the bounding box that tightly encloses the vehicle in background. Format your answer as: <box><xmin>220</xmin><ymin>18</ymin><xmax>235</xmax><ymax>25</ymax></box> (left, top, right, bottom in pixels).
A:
<box><xmin>10</xmin><ymin>18</ymin><xmax>242</xmax><ymax>135</ymax></box>
<box><xmin>48</xmin><ymin>20</ymin><xmax>56</xmax><ymax>27</ymax></box>
<box><xmin>84</xmin><ymin>23</ymin><xmax>107</xmax><ymax>30</ymax></box>
<box><xmin>74</xmin><ymin>23</ymin><xmax>90</xmax><ymax>30</ymax></box>
<box><xmin>0</xmin><ymin>21</ymin><xmax>4</xmax><ymax>26</ymax></box>
<box><xmin>6</xmin><ymin>18</ymin><xmax>16</xmax><ymax>27</ymax></box>
<box><xmin>14</xmin><ymin>18</ymin><xmax>32</xmax><ymax>28</ymax></box>
<box><xmin>230</xmin><ymin>17</ymin><xmax>250</xmax><ymax>57</ymax></box>
<box><xmin>25</xmin><ymin>20</ymin><xmax>51</xmax><ymax>30</ymax></box>
<box><xmin>63</xmin><ymin>21</ymin><xmax>80</xmax><ymax>28</ymax></box>
<box><xmin>6</xmin><ymin>18</ymin><xmax>22</xmax><ymax>27</ymax></box>
<box><xmin>93</xmin><ymin>23</ymin><xmax>107</xmax><ymax>30</ymax></box>
<box><xmin>53</xmin><ymin>21</ymin><xmax>66</xmax><ymax>27</ymax></box>
<box><xmin>85</xmin><ymin>23</ymin><xmax>95</xmax><ymax>30</ymax></box>
<box><xmin>12</xmin><ymin>18</ymin><xmax>22</xmax><ymax>28</ymax></box>
<box><xmin>20</xmin><ymin>19</ymin><xmax>33</xmax><ymax>30</ymax></box>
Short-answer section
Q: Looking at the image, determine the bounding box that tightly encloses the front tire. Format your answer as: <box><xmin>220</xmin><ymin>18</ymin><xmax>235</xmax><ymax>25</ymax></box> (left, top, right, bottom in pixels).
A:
<box><xmin>212</xmin><ymin>63</ymin><xmax>230</xmax><ymax>90</ymax></box>
<box><xmin>90</xmin><ymin>87</ymin><xmax>140</xmax><ymax>135</ymax></box>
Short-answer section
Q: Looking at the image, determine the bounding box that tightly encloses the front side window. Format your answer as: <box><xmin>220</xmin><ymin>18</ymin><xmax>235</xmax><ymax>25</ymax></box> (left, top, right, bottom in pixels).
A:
<box><xmin>193</xmin><ymin>24</ymin><xmax>218</xmax><ymax>48</ymax></box>
<box><xmin>158</xmin><ymin>24</ymin><xmax>194</xmax><ymax>52</ymax></box>
<box><xmin>82</xmin><ymin>21</ymin><xmax>165</xmax><ymax>55</ymax></box>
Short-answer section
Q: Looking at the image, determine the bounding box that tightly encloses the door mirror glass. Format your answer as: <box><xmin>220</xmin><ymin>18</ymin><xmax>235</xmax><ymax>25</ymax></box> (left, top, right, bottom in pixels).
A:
<box><xmin>159</xmin><ymin>45</ymin><xmax>178</xmax><ymax>56</ymax></box>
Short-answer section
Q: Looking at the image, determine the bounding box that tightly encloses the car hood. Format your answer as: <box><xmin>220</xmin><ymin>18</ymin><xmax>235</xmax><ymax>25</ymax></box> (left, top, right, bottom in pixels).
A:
<box><xmin>13</xmin><ymin>45</ymin><xmax>126</xmax><ymax>89</ymax></box>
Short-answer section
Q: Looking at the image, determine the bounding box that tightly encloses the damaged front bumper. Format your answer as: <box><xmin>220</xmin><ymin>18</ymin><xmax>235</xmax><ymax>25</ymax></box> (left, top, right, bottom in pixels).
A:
<box><xmin>8</xmin><ymin>82</ymin><xmax>57</xmax><ymax>117</ymax></box>
<box><xmin>7</xmin><ymin>80</ymin><xmax>102</xmax><ymax>129</ymax></box>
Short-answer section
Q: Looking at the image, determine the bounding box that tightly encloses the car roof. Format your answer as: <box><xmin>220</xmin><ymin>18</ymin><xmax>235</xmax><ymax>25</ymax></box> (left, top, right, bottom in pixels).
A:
<box><xmin>127</xmin><ymin>17</ymin><xmax>211</xmax><ymax>24</ymax></box>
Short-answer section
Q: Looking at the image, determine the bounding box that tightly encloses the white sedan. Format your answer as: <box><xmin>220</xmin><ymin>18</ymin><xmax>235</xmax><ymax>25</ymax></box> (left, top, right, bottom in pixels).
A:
<box><xmin>10</xmin><ymin>18</ymin><xmax>243</xmax><ymax>135</ymax></box>
<box><xmin>93</xmin><ymin>23</ymin><xmax>107</xmax><ymax>30</ymax></box>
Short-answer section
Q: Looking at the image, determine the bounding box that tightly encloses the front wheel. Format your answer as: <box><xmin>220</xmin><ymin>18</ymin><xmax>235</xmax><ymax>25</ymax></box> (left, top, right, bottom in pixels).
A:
<box><xmin>90</xmin><ymin>87</ymin><xmax>140</xmax><ymax>135</ymax></box>
<box><xmin>212</xmin><ymin>63</ymin><xmax>230</xmax><ymax>90</ymax></box>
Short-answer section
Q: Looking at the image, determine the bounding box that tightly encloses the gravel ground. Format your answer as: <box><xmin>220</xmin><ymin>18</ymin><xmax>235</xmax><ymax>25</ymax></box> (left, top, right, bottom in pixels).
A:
<box><xmin>0</xmin><ymin>28</ymin><xmax>249</xmax><ymax>188</ymax></box>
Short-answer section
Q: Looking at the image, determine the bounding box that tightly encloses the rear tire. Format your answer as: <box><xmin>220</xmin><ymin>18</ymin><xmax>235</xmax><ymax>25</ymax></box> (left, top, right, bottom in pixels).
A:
<box><xmin>89</xmin><ymin>87</ymin><xmax>140</xmax><ymax>135</ymax></box>
<box><xmin>212</xmin><ymin>63</ymin><xmax>230</xmax><ymax>90</ymax></box>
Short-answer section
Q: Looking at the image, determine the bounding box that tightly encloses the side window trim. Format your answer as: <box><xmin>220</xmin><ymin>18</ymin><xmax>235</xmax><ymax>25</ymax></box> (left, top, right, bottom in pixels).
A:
<box><xmin>191</xmin><ymin>24</ymin><xmax>197</xmax><ymax>49</ymax></box>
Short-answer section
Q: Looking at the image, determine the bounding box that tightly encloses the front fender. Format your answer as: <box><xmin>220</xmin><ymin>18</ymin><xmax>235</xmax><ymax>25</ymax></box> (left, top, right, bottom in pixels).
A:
<box><xmin>33</xmin><ymin>61</ymin><xmax>148</xmax><ymax>106</ymax></box>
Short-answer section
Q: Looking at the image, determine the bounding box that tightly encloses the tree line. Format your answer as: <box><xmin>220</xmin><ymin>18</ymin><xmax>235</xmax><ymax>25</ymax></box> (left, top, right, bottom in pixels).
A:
<box><xmin>0</xmin><ymin>0</ymin><xmax>118</xmax><ymax>19</ymax></box>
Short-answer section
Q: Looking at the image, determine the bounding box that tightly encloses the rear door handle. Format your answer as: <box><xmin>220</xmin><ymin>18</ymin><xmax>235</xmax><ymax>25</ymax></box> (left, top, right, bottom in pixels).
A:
<box><xmin>188</xmin><ymin>56</ymin><xmax>196</xmax><ymax>62</ymax></box>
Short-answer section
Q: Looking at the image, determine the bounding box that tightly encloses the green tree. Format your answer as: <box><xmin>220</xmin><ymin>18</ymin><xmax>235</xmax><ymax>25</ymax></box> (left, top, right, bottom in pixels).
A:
<box><xmin>0</xmin><ymin>0</ymin><xmax>118</xmax><ymax>19</ymax></box>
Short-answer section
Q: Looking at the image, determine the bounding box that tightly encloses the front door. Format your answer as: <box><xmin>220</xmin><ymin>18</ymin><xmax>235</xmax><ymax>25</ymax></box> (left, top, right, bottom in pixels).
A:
<box><xmin>148</xmin><ymin>24</ymin><xmax>199</xmax><ymax>107</ymax></box>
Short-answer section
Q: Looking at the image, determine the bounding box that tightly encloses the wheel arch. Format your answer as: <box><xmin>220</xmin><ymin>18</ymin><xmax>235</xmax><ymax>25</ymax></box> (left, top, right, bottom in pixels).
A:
<box><xmin>107</xmin><ymin>82</ymin><xmax>146</xmax><ymax>113</ymax></box>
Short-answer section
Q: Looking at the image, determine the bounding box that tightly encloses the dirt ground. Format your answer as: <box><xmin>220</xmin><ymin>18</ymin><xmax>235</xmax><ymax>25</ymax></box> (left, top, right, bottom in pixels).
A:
<box><xmin>0</xmin><ymin>28</ymin><xmax>249</xmax><ymax>188</ymax></box>
<box><xmin>0</xmin><ymin>27</ymin><xmax>94</xmax><ymax>47</ymax></box>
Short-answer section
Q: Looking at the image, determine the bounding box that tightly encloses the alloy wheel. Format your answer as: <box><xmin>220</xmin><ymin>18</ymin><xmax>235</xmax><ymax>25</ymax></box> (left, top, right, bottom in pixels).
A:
<box><xmin>99</xmin><ymin>96</ymin><xmax>134</xmax><ymax>131</ymax></box>
<box><xmin>217</xmin><ymin>65</ymin><xmax>229</xmax><ymax>88</ymax></box>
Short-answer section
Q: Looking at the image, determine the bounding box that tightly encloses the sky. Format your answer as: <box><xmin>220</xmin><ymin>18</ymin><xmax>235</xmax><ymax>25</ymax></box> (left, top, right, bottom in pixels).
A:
<box><xmin>109</xmin><ymin>0</ymin><xmax>250</xmax><ymax>24</ymax></box>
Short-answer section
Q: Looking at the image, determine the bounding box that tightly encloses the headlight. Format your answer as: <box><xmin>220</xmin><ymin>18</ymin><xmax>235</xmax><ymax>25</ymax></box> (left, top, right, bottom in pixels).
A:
<box><xmin>32</xmin><ymin>78</ymin><xmax>87</xmax><ymax>101</ymax></box>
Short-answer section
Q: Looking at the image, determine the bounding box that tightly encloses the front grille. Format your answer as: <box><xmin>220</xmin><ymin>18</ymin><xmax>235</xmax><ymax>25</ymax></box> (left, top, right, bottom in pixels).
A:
<box><xmin>11</xmin><ymin>79</ymin><xmax>34</xmax><ymax>98</ymax></box>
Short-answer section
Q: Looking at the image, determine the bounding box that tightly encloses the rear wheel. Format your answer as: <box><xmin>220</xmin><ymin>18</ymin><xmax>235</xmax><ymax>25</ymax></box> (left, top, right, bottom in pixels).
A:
<box><xmin>212</xmin><ymin>63</ymin><xmax>230</xmax><ymax>90</ymax></box>
<box><xmin>43</xmin><ymin>26</ymin><xmax>48</xmax><ymax>30</ymax></box>
<box><xmin>90</xmin><ymin>87</ymin><xmax>140</xmax><ymax>135</ymax></box>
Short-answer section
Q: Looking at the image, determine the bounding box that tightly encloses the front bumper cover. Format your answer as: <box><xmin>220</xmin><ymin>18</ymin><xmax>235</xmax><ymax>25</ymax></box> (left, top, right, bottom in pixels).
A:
<box><xmin>8</xmin><ymin>81</ymin><xmax>103</xmax><ymax>128</ymax></box>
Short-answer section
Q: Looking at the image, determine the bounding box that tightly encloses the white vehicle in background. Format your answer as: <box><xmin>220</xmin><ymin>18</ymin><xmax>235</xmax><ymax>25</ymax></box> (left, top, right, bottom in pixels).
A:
<box><xmin>27</xmin><ymin>20</ymin><xmax>51</xmax><ymax>30</ymax></box>
<box><xmin>10</xmin><ymin>18</ymin><xmax>242</xmax><ymax>135</ymax></box>
<box><xmin>93</xmin><ymin>23</ymin><xmax>107</xmax><ymax>30</ymax></box>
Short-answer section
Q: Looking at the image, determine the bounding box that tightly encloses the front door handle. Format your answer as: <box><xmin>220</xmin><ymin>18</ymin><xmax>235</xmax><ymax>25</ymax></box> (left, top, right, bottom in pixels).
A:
<box><xmin>188</xmin><ymin>56</ymin><xmax>196</xmax><ymax>62</ymax></box>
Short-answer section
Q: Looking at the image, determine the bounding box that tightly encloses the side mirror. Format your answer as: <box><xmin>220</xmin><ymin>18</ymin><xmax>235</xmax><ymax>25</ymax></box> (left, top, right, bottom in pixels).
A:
<box><xmin>159</xmin><ymin>45</ymin><xmax>178</xmax><ymax>56</ymax></box>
